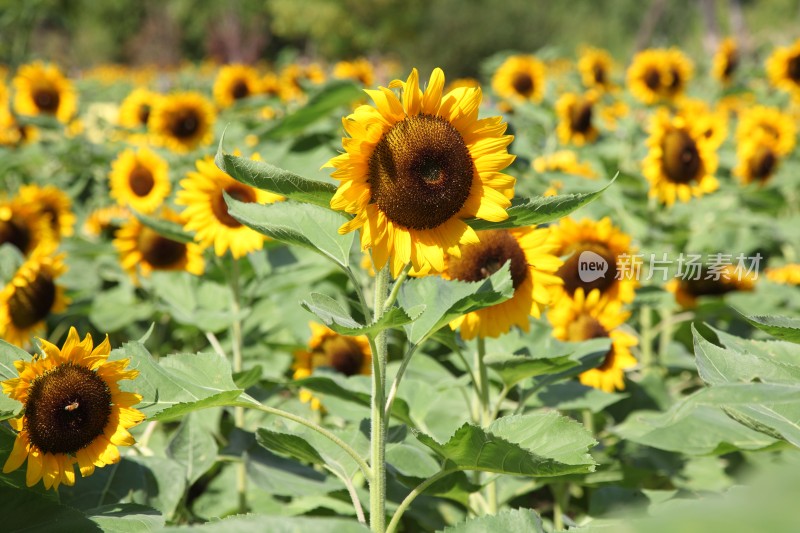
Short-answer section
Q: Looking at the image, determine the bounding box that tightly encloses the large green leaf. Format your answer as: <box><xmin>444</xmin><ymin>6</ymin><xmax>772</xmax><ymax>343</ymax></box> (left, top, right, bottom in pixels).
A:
<box><xmin>440</xmin><ymin>508</ymin><xmax>545</xmax><ymax>533</ymax></box>
<box><xmin>166</xmin><ymin>413</ymin><xmax>219</xmax><ymax>485</ymax></box>
<box><xmin>147</xmin><ymin>272</ymin><xmax>239</xmax><ymax>333</ymax></box>
<box><xmin>484</xmin><ymin>351</ymin><xmax>576</xmax><ymax>388</ymax></box>
<box><xmin>156</xmin><ymin>515</ymin><xmax>369</xmax><ymax>532</ymax></box>
<box><xmin>134</xmin><ymin>211</ymin><xmax>194</xmax><ymax>244</ymax></box>
<box><xmin>86</xmin><ymin>503</ymin><xmax>165</xmax><ymax>533</ymax></box>
<box><xmin>301</xmin><ymin>292</ymin><xmax>420</xmax><ymax>336</ymax></box>
<box><xmin>0</xmin><ymin>486</ymin><xmax>101</xmax><ymax>532</ymax></box>
<box><xmin>744</xmin><ymin>314</ymin><xmax>800</xmax><ymax>343</ymax></box>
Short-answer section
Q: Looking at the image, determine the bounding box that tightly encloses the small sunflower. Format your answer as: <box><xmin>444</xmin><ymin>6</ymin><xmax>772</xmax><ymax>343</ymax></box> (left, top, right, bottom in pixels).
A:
<box><xmin>445</xmin><ymin>227</ymin><xmax>563</xmax><ymax>339</ymax></box>
<box><xmin>491</xmin><ymin>55</ymin><xmax>546</xmax><ymax>103</ymax></box>
<box><xmin>676</xmin><ymin>99</ymin><xmax>728</xmax><ymax>149</ymax></box>
<box><xmin>667</xmin><ymin>265</ymin><xmax>756</xmax><ymax>308</ymax></box>
<box><xmin>176</xmin><ymin>155</ymin><xmax>283</xmax><ymax>259</ymax></box>
<box><xmin>766</xmin><ymin>264</ymin><xmax>800</xmax><ymax>286</ymax></box>
<box><xmin>734</xmin><ymin>131</ymin><xmax>782</xmax><ymax>185</ymax></box>
<box><xmin>0</xmin><ymin>199</ymin><xmax>57</xmax><ymax>258</ymax></box>
<box><xmin>82</xmin><ymin>206</ymin><xmax>130</xmax><ymax>240</ymax></box>
<box><xmin>556</xmin><ymin>91</ymin><xmax>599</xmax><ymax>146</ymax></box>
<box><xmin>0</xmin><ymin>254</ymin><xmax>68</xmax><ymax>347</ymax></box>
<box><xmin>326</xmin><ymin>67</ymin><xmax>515</xmax><ymax>276</ymax></box>
<box><xmin>118</xmin><ymin>88</ymin><xmax>161</xmax><ymax>129</ymax></box>
<box><xmin>735</xmin><ymin>105</ymin><xmax>796</xmax><ymax>157</ymax></box>
<box><xmin>260</xmin><ymin>72</ymin><xmax>282</xmax><ymax>99</ymax></box>
<box><xmin>766</xmin><ymin>38</ymin><xmax>800</xmax><ymax>99</ymax></box>
<box><xmin>2</xmin><ymin>327</ymin><xmax>144</xmax><ymax>490</ymax></box>
<box><xmin>660</xmin><ymin>48</ymin><xmax>693</xmax><ymax>101</ymax></box>
<box><xmin>148</xmin><ymin>92</ymin><xmax>216</xmax><ymax>153</ymax></box>
<box><xmin>280</xmin><ymin>63</ymin><xmax>326</xmax><ymax>102</ymax></box>
<box><xmin>712</xmin><ymin>38</ymin><xmax>739</xmax><ymax>84</ymax></box>
<box><xmin>548</xmin><ymin>290</ymin><xmax>637</xmax><ymax>392</ymax></box>
<box><xmin>293</xmin><ymin>322</ymin><xmax>372</xmax><ymax>410</ymax></box>
<box><xmin>642</xmin><ymin>108</ymin><xmax>719</xmax><ymax>206</ymax></box>
<box><xmin>550</xmin><ymin>217</ymin><xmax>638</xmax><ymax>305</ymax></box>
<box><xmin>12</xmin><ymin>61</ymin><xmax>77</xmax><ymax>123</ymax></box>
<box><xmin>213</xmin><ymin>64</ymin><xmax>261</xmax><ymax>108</ymax></box>
<box><xmin>17</xmin><ymin>185</ymin><xmax>76</xmax><ymax>239</ymax></box>
<box><xmin>533</xmin><ymin>150</ymin><xmax>598</xmax><ymax>179</ymax></box>
<box><xmin>577</xmin><ymin>47</ymin><xmax>615</xmax><ymax>91</ymax></box>
<box><xmin>108</xmin><ymin>147</ymin><xmax>171</xmax><ymax>214</ymax></box>
<box><xmin>627</xmin><ymin>49</ymin><xmax>693</xmax><ymax>104</ymax></box>
<box><xmin>333</xmin><ymin>58</ymin><xmax>375</xmax><ymax>86</ymax></box>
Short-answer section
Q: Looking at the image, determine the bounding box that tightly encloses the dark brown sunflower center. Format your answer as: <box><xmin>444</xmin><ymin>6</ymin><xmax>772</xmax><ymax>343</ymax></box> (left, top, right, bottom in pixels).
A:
<box><xmin>666</xmin><ymin>68</ymin><xmax>683</xmax><ymax>92</ymax></box>
<box><xmin>170</xmin><ymin>109</ymin><xmax>200</xmax><ymax>139</ymax></box>
<box><xmin>25</xmin><ymin>363</ymin><xmax>112</xmax><ymax>455</ymax></box>
<box><xmin>592</xmin><ymin>65</ymin><xmax>606</xmax><ymax>85</ymax></box>
<box><xmin>137</xmin><ymin>104</ymin><xmax>151</xmax><ymax>126</ymax></box>
<box><xmin>569</xmin><ymin>100</ymin><xmax>594</xmax><ymax>134</ymax></box>
<box><xmin>644</xmin><ymin>68</ymin><xmax>661</xmax><ymax>90</ymax></box>
<box><xmin>0</xmin><ymin>218</ymin><xmax>31</xmax><ymax>254</ymax></box>
<box><xmin>8</xmin><ymin>272</ymin><xmax>55</xmax><ymax>329</ymax></box>
<box><xmin>211</xmin><ymin>185</ymin><xmax>256</xmax><ymax>228</ymax></box>
<box><xmin>750</xmin><ymin>145</ymin><xmax>778</xmax><ymax>182</ymax></box>
<box><xmin>137</xmin><ymin>226</ymin><xmax>187</xmax><ymax>268</ymax></box>
<box><xmin>511</xmin><ymin>72</ymin><xmax>534</xmax><ymax>96</ymax></box>
<box><xmin>788</xmin><ymin>54</ymin><xmax>800</xmax><ymax>82</ymax></box>
<box><xmin>318</xmin><ymin>336</ymin><xmax>365</xmax><ymax>377</ymax></box>
<box><xmin>231</xmin><ymin>80</ymin><xmax>250</xmax><ymax>100</ymax></box>
<box><xmin>662</xmin><ymin>129</ymin><xmax>701</xmax><ymax>184</ymax></box>
<box><xmin>41</xmin><ymin>206</ymin><xmax>60</xmax><ymax>232</ymax></box>
<box><xmin>447</xmin><ymin>230</ymin><xmax>528</xmax><ymax>289</ymax></box>
<box><xmin>33</xmin><ymin>88</ymin><xmax>60</xmax><ymax>113</ymax></box>
<box><xmin>368</xmin><ymin>114</ymin><xmax>473</xmax><ymax>231</ymax></box>
<box><xmin>566</xmin><ymin>315</ymin><xmax>615</xmax><ymax>370</ymax></box>
<box><xmin>128</xmin><ymin>165</ymin><xmax>155</xmax><ymax>197</ymax></box>
<box><xmin>557</xmin><ymin>243</ymin><xmax>618</xmax><ymax>297</ymax></box>
<box><xmin>723</xmin><ymin>52</ymin><xmax>739</xmax><ymax>79</ymax></box>
<box><xmin>680</xmin><ymin>274</ymin><xmax>736</xmax><ymax>298</ymax></box>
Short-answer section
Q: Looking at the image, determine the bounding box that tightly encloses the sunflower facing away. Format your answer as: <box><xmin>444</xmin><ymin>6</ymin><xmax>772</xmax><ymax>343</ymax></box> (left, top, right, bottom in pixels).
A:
<box><xmin>17</xmin><ymin>185</ymin><xmax>76</xmax><ymax>239</ymax></box>
<box><xmin>556</xmin><ymin>91</ymin><xmax>599</xmax><ymax>146</ymax></box>
<box><xmin>0</xmin><ymin>254</ymin><xmax>68</xmax><ymax>347</ymax></box>
<box><xmin>327</xmin><ymin>68</ymin><xmax>516</xmax><ymax>276</ymax></box>
<box><xmin>2</xmin><ymin>327</ymin><xmax>144</xmax><ymax>489</ymax></box>
<box><xmin>0</xmin><ymin>199</ymin><xmax>57</xmax><ymax>258</ymax></box>
<box><xmin>444</xmin><ymin>227</ymin><xmax>563</xmax><ymax>339</ymax></box>
<box><xmin>548</xmin><ymin>290</ymin><xmax>637</xmax><ymax>392</ymax></box>
<box><xmin>148</xmin><ymin>92</ymin><xmax>216</xmax><ymax>153</ymax></box>
<box><xmin>766</xmin><ymin>38</ymin><xmax>800</xmax><ymax>100</ymax></box>
<box><xmin>642</xmin><ymin>108</ymin><xmax>719</xmax><ymax>206</ymax></box>
<box><xmin>577</xmin><ymin>47</ymin><xmax>615</xmax><ymax>91</ymax></box>
<box><xmin>667</xmin><ymin>265</ymin><xmax>756</xmax><ymax>308</ymax></box>
<box><xmin>213</xmin><ymin>64</ymin><xmax>262</xmax><ymax>108</ymax></box>
<box><xmin>177</xmin><ymin>155</ymin><xmax>283</xmax><ymax>259</ymax></box>
<box><xmin>109</xmin><ymin>147</ymin><xmax>171</xmax><ymax>214</ymax></box>
<box><xmin>712</xmin><ymin>38</ymin><xmax>739</xmax><ymax>84</ymax></box>
<box><xmin>118</xmin><ymin>88</ymin><xmax>161</xmax><ymax>130</ymax></box>
<box><xmin>491</xmin><ymin>55</ymin><xmax>546</xmax><ymax>104</ymax></box>
<box><xmin>12</xmin><ymin>61</ymin><xmax>77</xmax><ymax>123</ymax></box>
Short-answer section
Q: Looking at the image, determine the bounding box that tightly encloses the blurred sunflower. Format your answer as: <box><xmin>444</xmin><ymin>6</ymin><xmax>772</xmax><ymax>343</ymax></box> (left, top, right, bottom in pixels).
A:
<box><xmin>661</xmin><ymin>48</ymin><xmax>693</xmax><ymax>101</ymax></box>
<box><xmin>533</xmin><ymin>150</ymin><xmax>598</xmax><ymax>179</ymax></box>
<box><xmin>556</xmin><ymin>91</ymin><xmax>599</xmax><ymax>145</ymax></box>
<box><xmin>114</xmin><ymin>208</ymin><xmax>204</xmax><ymax>281</ymax></box>
<box><xmin>445</xmin><ymin>227</ymin><xmax>563</xmax><ymax>339</ymax></box>
<box><xmin>108</xmin><ymin>148</ymin><xmax>170</xmax><ymax>214</ymax></box>
<box><xmin>326</xmin><ymin>67</ymin><xmax>515</xmax><ymax>276</ymax></box>
<box><xmin>548</xmin><ymin>290</ymin><xmax>637</xmax><ymax>392</ymax></box>
<box><xmin>213</xmin><ymin>64</ymin><xmax>261</xmax><ymax>108</ymax></box>
<box><xmin>2</xmin><ymin>327</ymin><xmax>144</xmax><ymax>490</ymax></box>
<box><xmin>712</xmin><ymin>38</ymin><xmax>739</xmax><ymax>84</ymax></box>
<box><xmin>676</xmin><ymin>99</ymin><xmax>728</xmax><ymax>149</ymax></box>
<box><xmin>736</xmin><ymin>106</ymin><xmax>796</xmax><ymax>156</ymax></box>
<box><xmin>260</xmin><ymin>72</ymin><xmax>281</xmax><ymax>99</ymax></box>
<box><xmin>667</xmin><ymin>265</ymin><xmax>755</xmax><ymax>308</ymax></box>
<box><xmin>643</xmin><ymin>109</ymin><xmax>719</xmax><ymax>206</ymax></box>
<box><xmin>551</xmin><ymin>217</ymin><xmax>638</xmax><ymax>305</ymax></box>
<box><xmin>577</xmin><ymin>47</ymin><xmax>615</xmax><ymax>91</ymax></box>
<box><xmin>82</xmin><ymin>205</ymin><xmax>130</xmax><ymax>240</ymax></box>
<box><xmin>118</xmin><ymin>88</ymin><xmax>161</xmax><ymax>129</ymax></box>
<box><xmin>0</xmin><ymin>200</ymin><xmax>57</xmax><ymax>258</ymax></box>
<box><xmin>149</xmin><ymin>92</ymin><xmax>215</xmax><ymax>153</ymax></box>
<box><xmin>17</xmin><ymin>185</ymin><xmax>76</xmax><ymax>239</ymax></box>
<box><xmin>333</xmin><ymin>58</ymin><xmax>375</xmax><ymax>86</ymax></box>
<box><xmin>627</xmin><ymin>49</ymin><xmax>692</xmax><ymax>104</ymax></box>
<box><xmin>766</xmin><ymin>38</ymin><xmax>800</xmax><ymax>99</ymax></box>
<box><xmin>491</xmin><ymin>55</ymin><xmax>546</xmax><ymax>103</ymax></box>
<box><xmin>12</xmin><ymin>61</ymin><xmax>77</xmax><ymax>123</ymax></box>
<box><xmin>280</xmin><ymin>63</ymin><xmax>326</xmax><ymax>102</ymax></box>
<box><xmin>176</xmin><ymin>155</ymin><xmax>283</xmax><ymax>258</ymax></box>
<box><xmin>445</xmin><ymin>77</ymin><xmax>481</xmax><ymax>93</ymax></box>
<box><xmin>766</xmin><ymin>264</ymin><xmax>800</xmax><ymax>285</ymax></box>
<box><xmin>734</xmin><ymin>131</ymin><xmax>782</xmax><ymax>185</ymax></box>
<box><xmin>0</xmin><ymin>254</ymin><xmax>68</xmax><ymax>347</ymax></box>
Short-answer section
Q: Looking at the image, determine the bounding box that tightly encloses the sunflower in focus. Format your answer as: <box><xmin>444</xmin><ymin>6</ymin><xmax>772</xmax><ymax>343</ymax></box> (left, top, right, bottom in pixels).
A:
<box><xmin>643</xmin><ymin>108</ymin><xmax>719</xmax><ymax>206</ymax></box>
<box><xmin>0</xmin><ymin>254</ymin><xmax>68</xmax><ymax>347</ymax></box>
<box><xmin>293</xmin><ymin>322</ymin><xmax>371</xmax><ymax>410</ymax></box>
<box><xmin>766</xmin><ymin>264</ymin><xmax>800</xmax><ymax>286</ymax></box>
<box><xmin>177</xmin><ymin>155</ymin><xmax>283</xmax><ymax>259</ymax></box>
<box><xmin>0</xmin><ymin>200</ymin><xmax>57</xmax><ymax>258</ymax></box>
<box><xmin>2</xmin><ymin>327</ymin><xmax>144</xmax><ymax>490</ymax></box>
<box><xmin>577</xmin><ymin>47</ymin><xmax>615</xmax><ymax>91</ymax></box>
<box><xmin>533</xmin><ymin>151</ymin><xmax>598</xmax><ymax>179</ymax></box>
<box><xmin>492</xmin><ymin>55</ymin><xmax>546</xmax><ymax>103</ymax></box>
<box><xmin>735</xmin><ymin>106</ymin><xmax>796</xmax><ymax>157</ymax></box>
<box><xmin>327</xmin><ymin>68</ymin><xmax>515</xmax><ymax>276</ymax></box>
<box><xmin>445</xmin><ymin>227</ymin><xmax>563</xmax><ymax>339</ymax></box>
<box><xmin>83</xmin><ymin>205</ymin><xmax>130</xmax><ymax>240</ymax></box>
<box><xmin>17</xmin><ymin>185</ymin><xmax>76</xmax><ymax>239</ymax></box>
<box><xmin>712</xmin><ymin>38</ymin><xmax>739</xmax><ymax>84</ymax></box>
<box><xmin>118</xmin><ymin>88</ymin><xmax>161</xmax><ymax>129</ymax></box>
<box><xmin>149</xmin><ymin>92</ymin><xmax>216</xmax><ymax>153</ymax></box>
<box><xmin>108</xmin><ymin>148</ymin><xmax>170</xmax><ymax>214</ymax></box>
<box><xmin>734</xmin><ymin>131</ymin><xmax>783</xmax><ymax>185</ymax></box>
<box><xmin>548</xmin><ymin>290</ymin><xmax>637</xmax><ymax>392</ymax></box>
<box><xmin>12</xmin><ymin>61</ymin><xmax>77</xmax><ymax>123</ymax></box>
<box><xmin>766</xmin><ymin>38</ymin><xmax>800</xmax><ymax>99</ymax></box>
<box><xmin>333</xmin><ymin>58</ymin><xmax>375</xmax><ymax>86</ymax></box>
<box><xmin>667</xmin><ymin>265</ymin><xmax>756</xmax><ymax>308</ymax></box>
<box><xmin>213</xmin><ymin>64</ymin><xmax>261</xmax><ymax>108</ymax></box>
<box><xmin>556</xmin><ymin>91</ymin><xmax>599</xmax><ymax>145</ymax></box>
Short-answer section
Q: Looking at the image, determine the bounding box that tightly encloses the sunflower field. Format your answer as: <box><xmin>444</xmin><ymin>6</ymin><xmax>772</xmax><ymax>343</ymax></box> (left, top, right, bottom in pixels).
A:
<box><xmin>2</xmin><ymin>3</ymin><xmax>800</xmax><ymax>532</ymax></box>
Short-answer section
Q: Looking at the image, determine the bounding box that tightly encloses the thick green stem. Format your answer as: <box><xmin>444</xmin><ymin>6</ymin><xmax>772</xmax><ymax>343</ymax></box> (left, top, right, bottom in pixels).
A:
<box><xmin>230</xmin><ymin>259</ymin><xmax>247</xmax><ymax>513</ymax></box>
<box><xmin>370</xmin><ymin>264</ymin><xmax>390</xmax><ymax>531</ymax></box>
<box><xmin>386</xmin><ymin>469</ymin><xmax>461</xmax><ymax>533</ymax></box>
<box><xmin>551</xmin><ymin>482</ymin><xmax>570</xmax><ymax>531</ymax></box>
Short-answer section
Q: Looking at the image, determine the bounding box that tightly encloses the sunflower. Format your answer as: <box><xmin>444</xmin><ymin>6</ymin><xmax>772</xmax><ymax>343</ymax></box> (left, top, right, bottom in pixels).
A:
<box><xmin>712</xmin><ymin>38</ymin><xmax>739</xmax><ymax>84</ymax></box>
<box><xmin>766</xmin><ymin>264</ymin><xmax>800</xmax><ymax>286</ymax></box>
<box><xmin>0</xmin><ymin>254</ymin><xmax>68</xmax><ymax>347</ymax></box>
<box><xmin>0</xmin><ymin>199</ymin><xmax>57</xmax><ymax>258</ymax></box>
<box><xmin>260</xmin><ymin>72</ymin><xmax>282</xmax><ymax>99</ymax></box>
<box><xmin>148</xmin><ymin>92</ymin><xmax>216</xmax><ymax>153</ymax></box>
<box><xmin>676</xmin><ymin>99</ymin><xmax>728</xmax><ymax>149</ymax></box>
<box><xmin>642</xmin><ymin>108</ymin><xmax>719</xmax><ymax>206</ymax></box>
<box><xmin>326</xmin><ymin>68</ymin><xmax>515</xmax><ymax>277</ymax></box>
<box><xmin>444</xmin><ymin>227</ymin><xmax>563</xmax><ymax>339</ymax></box>
<box><xmin>1</xmin><ymin>327</ymin><xmax>144</xmax><ymax>490</ymax></box>
<box><xmin>556</xmin><ymin>91</ymin><xmax>599</xmax><ymax>146</ymax></box>
<box><xmin>667</xmin><ymin>265</ymin><xmax>755</xmax><ymax>308</ymax></box>
<box><xmin>550</xmin><ymin>217</ymin><xmax>638</xmax><ymax>306</ymax></box>
<box><xmin>660</xmin><ymin>48</ymin><xmax>693</xmax><ymax>101</ymax></box>
<box><xmin>766</xmin><ymin>38</ymin><xmax>800</xmax><ymax>100</ymax></box>
<box><xmin>491</xmin><ymin>55</ymin><xmax>546</xmax><ymax>103</ymax></box>
<box><xmin>118</xmin><ymin>88</ymin><xmax>161</xmax><ymax>130</ymax></box>
<box><xmin>445</xmin><ymin>78</ymin><xmax>481</xmax><ymax>93</ymax></box>
<box><xmin>176</xmin><ymin>155</ymin><xmax>283</xmax><ymax>259</ymax></box>
<box><xmin>533</xmin><ymin>150</ymin><xmax>598</xmax><ymax>179</ymax></box>
<box><xmin>735</xmin><ymin>106</ymin><xmax>796</xmax><ymax>157</ymax></box>
<box><xmin>333</xmin><ymin>58</ymin><xmax>375</xmax><ymax>86</ymax></box>
<box><xmin>734</xmin><ymin>131</ymin><xmax>782</xmax><ymax>185</ymax></box>
<box><xmin>293</xmin><ymin>322</ymin><xmax>372</xmax><ymax>410</ymax></box>
<box><xmin>279</xmin><ymin>63</ymin><xmax>326</xmax><ymax>102</ymax></box>
<box><xmin>108</xmin><ymin>148</ymin><xmax>170</xmax><ymax>214</ymax></box>
<box><xmin>548</xmin><ymin>290</ymin><xmax>637</xmax><ymax>392</ymax></box>
<box><xmin>577</xmin><ymin>47</ymin><xmax>615</xmax><ymax>91</ymax></box>
<box><xmin>82</xmin><ymin>206</ymin><xmax>130</xmax><ymax>240</ymax></box>
<box><xmin>12</xmin><ymin>61</ymin><xmax>77</xmax><ymax>123</ymax></box>
<box><xmin>17</xmin><ymin>185</ymin><xmax>76</xmax><ymax>239</ymax></box>
<box><xmin>627</xmin><ymin>49</ymin><xmax>692</xmax><ymax>104</ymax></box>
<box><xmin>213</xmin><ymin>64</ymin><xmax>261</xmax><ymax>108</ymax></box>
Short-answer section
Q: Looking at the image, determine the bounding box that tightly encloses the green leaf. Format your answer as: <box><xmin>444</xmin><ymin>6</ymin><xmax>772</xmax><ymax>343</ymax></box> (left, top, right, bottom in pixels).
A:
<box><xmin>89</xmin><ymin>284</ymin><xmax>154</xmax><ymax>332</ymax></box>
<box><xmin>233</xmin><ymin>364</ymin><xmax>263</xmax><ymax>389</ymax></box>
<box><xmin>529</xmin><ymin>382</ymin><xmax>627</xmax><ymax>413</ymax></box>
<box><xmin>134</xmin><ymin>211</ymin><xmax>194</xmax><ymax>244</ymax></box>
<box><xmin>86</xmin><ymin>503</ymin><xmax>165</xmax><ymax>533</ymax></box>
<box><xmin>225</xmin><ymin>196</ymin><xmax>354</xmax><ymax>268</ymax></box>
<box><xmin>148</xmin><ymin>272</ymin><xmax>238</xmax><ymax>333</ymax></box>
<box><xmin>166</xmin><ymin>413</ymin><xmax>219</xmax><ymax>485</ymax></box>
<box><xmin>0</xmin><ymin>341</ymin><xmax>28</xmax><ymax>421</ymax></box>
<box><xmin>0</xmin><ymin>486</ymin><xmax>101</xmax><ymax>532</ymax></box>
<box><xmin>745</xmin><ymin>314</ymin><xmax>800</xmax><ymax>343</ymax></box>
<box><xmin>398</xmin><ymin>263</ymin><xmax>514</xmax><ymax>344</ymax></box>
<box><xmin>256</xmin><ymin>429</ymin><xmax>325</xmax><ymax>465</ymax></box>
<box><xmin>440</xmin><ymin>508</ymin><xmax>545</xmax><ymax>533</ymax></box>
<box><xmin>301</xmin><ymin>292</ymin><xmax>420</xmax><ymax>336</ymax></box>
<box><xmin>484</xmin><ymin>351</ymin><xmax>576</xmax><ymax>388</ymax></box>
<box><xmin>157</xmin><ymin>515</ymin><xmax>369</xmax><ymax>532</ymax></box>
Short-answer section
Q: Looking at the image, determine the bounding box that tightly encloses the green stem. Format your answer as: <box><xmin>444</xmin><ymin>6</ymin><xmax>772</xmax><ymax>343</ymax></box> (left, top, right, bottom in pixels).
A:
<box><xmin>639</xmin><ymin>304</ymin><xmax>654</xmax><ymax>370</ymax></box>
<box><xmin>325</xmin><ymin>465</ymin><xmax>366</xmax><ymax>524</ymax></box>
<box><xmin>230</xmin><ymin>259</ymin><xmax>247</xmax><ymax>513</ymax></box>
<box><xmin>552</xmin><ymin>482</ymin><xmax>570</xmax><ymax>531</ymax></box>
<box><xmin>386</xmin><ymin>469</ymin><xmax>461</xmax><ymax>533</ymax></box>
<box><xmin>474</xmin><ymin>337</ymin><xmax>497</xmax><ymax>514</ymax></box>
<box><xmin>582</xmin><ymin>409</ymin><xmax>595</xmax><ymax>436</ymax></box>
<box><xmin>382</xmin><ymin>263</ymin><xmax>411</xmax><ymax>314</ymax></box>
<box><xmin>658</xmin><ymin>304</ymin><xmax>674</xmax><ymax>359</ymax></box>
<box><xmin>370</xmin><ymin>264</ymin><xmax>390</xmax><ymax>532</ymax></box>
<box><xmin>384</xmin><ymin>339</ymin><xmax>423</xmax><ymax>422</ymax></box>
<box><xmin>346</xmin><ymin>267</ymin><xmax>373</xmax><ymax>324</ymax></box>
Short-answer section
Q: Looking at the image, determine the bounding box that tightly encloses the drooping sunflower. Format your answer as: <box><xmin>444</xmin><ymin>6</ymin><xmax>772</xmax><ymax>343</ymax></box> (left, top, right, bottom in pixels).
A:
<box><xmin>108</xmin><ymin>147</ymin><xmax>171</xmax><ymax>214</ymax></box>
<box><xmin>82</xmin><ymin>206</ymin><xmax>130</xmax><ymax>240</ymax></box>
<box><xmin>445</xmin><ymin>227</ymin><xmax>563</xmax><ymax>339</ymax></box>
<box><xmin>533</xmin><ymin>150</ymin><xmax>598</xmax><ymax>179</ymax></box>
<box><xmin>766</xmin><ymin>38</ymin><xmax>800</xmax><ymax>100</ymax></box>
<box><xmin>491</xmin><ymin>55</ymin><xmax>546</xmax><ymax>103</ymax></box>
<box><xmin>548</xmin><ymin>290</ymin><xmax>637</xmax><ymax>392</ymax></box>
<box><xmin>712</xmin><ymin>38</ymin><xmax>739</xmax><ymax>84</ymax></box>
<box><xmin>12</xmin><ymin>61</ymin><xmax>77</xmax><ymax>123</ymax></box>
<box><xmin>327</xmin><ymin>68</ymin><xmax>516</xmax><ymax>276</ymax></box>
<box><xmin>176</xmin><ymin>155</ymin><xmax>283</xmax><ymax>258</ymax></box>
<box><xmin>17</xmin><ymin>185</ymin><xmax>76</xmax><ymax>239</ymax></box>
<box><xmin>642</xmin><ymin>108</ymin><xmax>719</xmax><ymax>206</ymax></box>
<box><xmin>0</xmin><ymin>199</ymin><xmax>57</xmax><ymax>258</ymax></box>
<box><xmin>550</xmin><ymin>217</ymin><xmax>638</xmax><ymax>306</ymax></box>
<box><xmin>735</xmin><ymin>106</ymin><xmax>796</xmax><ymax>157</ymax></box>
<box><xmin>213</xmin><ymin>64</ymin><xmax>261</xmax><ymax>108</ymax></box>
<box><xmin>148</xmin><ymin>92</ymin><xmax>216</xmax><ymax>153</ymax></box>
<box><xmin>555</xmin><ymin>91</ymin><xmax>599</xmax><ymax>146</ymax></box>
<box><xmin>113</xmin><ymin>208</ymin><xmax>205</xmax><ymax>282</ymax></box>
<box><xmin>0</xmin><ymin>254</ymin><xmax>68</xmax><ymax>347</ymax></box>
<box><xmin>766</xmin><ymin>264</ymin><xmax>800</xmax><ymax>286</ymax></box>
<box><xmin>293</xmin><ymin>322</ymin><xmax>372</xmax><ymax>410</ymax></box>
<box><xmin>734</xmin><ymin>131</ymin><xmax>783</xmax><ymax>185</ymax></box>
<box><xmin>333</xmin><ymin>58</ymin><xmax>375</xmax><ymax>86</ymax></box>
<box><xmin>118</xmin><ymin>87</ymin><xmax>161</xmax><ymax>130</ymax></box>
<box><xmin>667</xmin><ymin>265</ymin><xmax>756</xmax><ymax>308</ymax></box>
<box><xmin>577</xmin><ymin>47</ymin><xmax>615</xmax><ymax>91</ymax></box>
<box><xmin>2</xmin><ymin>327</ymin><xmax>144</xmax><ymax>490</ymax></box>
